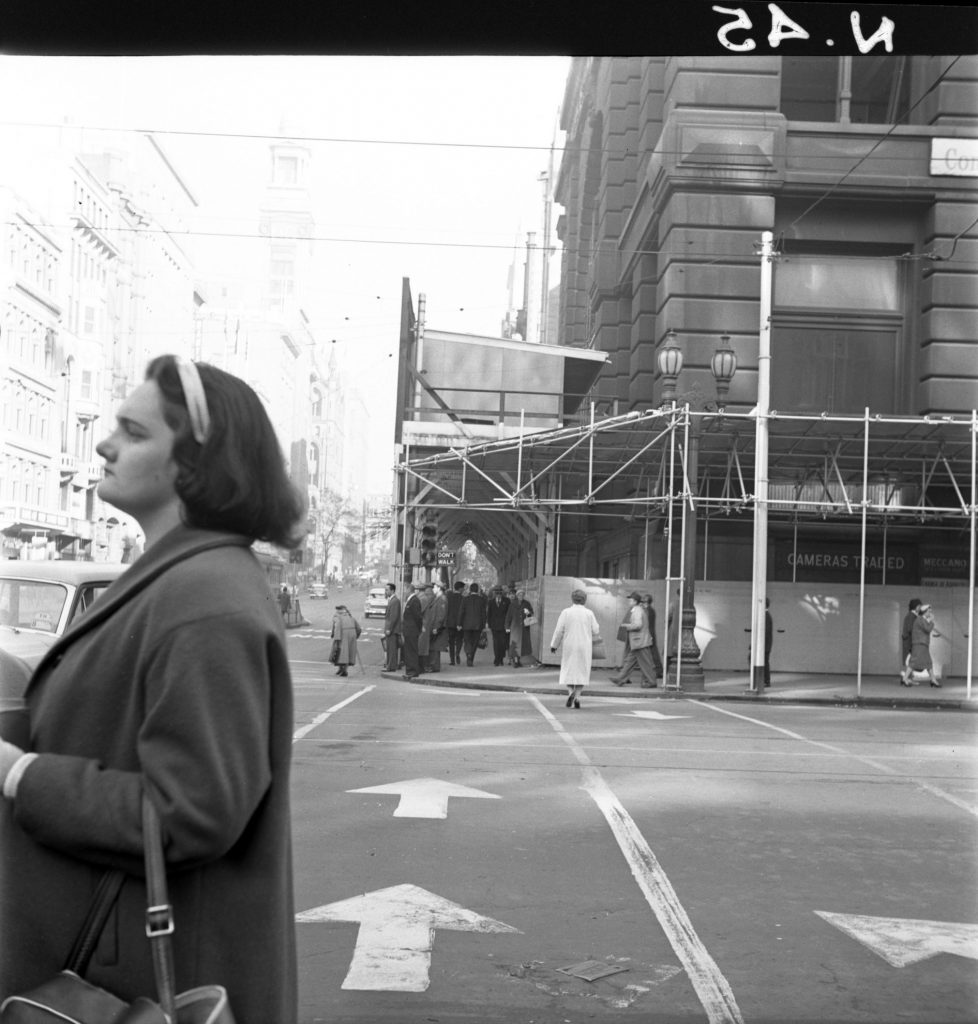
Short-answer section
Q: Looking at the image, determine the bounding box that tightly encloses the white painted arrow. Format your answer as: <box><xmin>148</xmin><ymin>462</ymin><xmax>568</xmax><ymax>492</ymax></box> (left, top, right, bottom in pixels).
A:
<box><xmin>615</xmin><ymin>710</ymin><xmax>690</xmax><ymax>720</ymax></box>
<box><xmin>815</xmin><ymin>911</ymin><xmax>978</xmax><ymax>967</ymax></box>
<box><xmin>347</xmin><ymin>777</ymin><xmax>500</xmax><ymax>818</ymax></box>
<box><xmin>297</xmin><ymin>883</ymin><xmax>521</xmax><ymax>990</ymax></box>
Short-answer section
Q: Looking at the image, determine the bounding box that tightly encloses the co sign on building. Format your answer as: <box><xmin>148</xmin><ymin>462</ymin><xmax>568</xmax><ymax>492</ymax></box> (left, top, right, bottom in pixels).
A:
<box><xmin>931</xmin><ymin>138</ymin><xmax>978</xmax><ymax>177</ymax></box>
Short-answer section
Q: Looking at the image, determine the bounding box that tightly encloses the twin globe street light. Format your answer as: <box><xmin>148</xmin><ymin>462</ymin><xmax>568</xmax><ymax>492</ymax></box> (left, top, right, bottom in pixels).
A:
<box><xmin>656</xmin><ymin>329</ymin><xmax>738</xmax><ymax>691</ymax></box>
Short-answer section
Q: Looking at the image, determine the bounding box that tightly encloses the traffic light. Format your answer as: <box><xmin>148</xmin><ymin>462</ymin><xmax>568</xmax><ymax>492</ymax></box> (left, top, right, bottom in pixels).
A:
<box><xmin>419</xmin><ymin>522</ymin><xmax>438</xmax><ymax>567</ymax></box>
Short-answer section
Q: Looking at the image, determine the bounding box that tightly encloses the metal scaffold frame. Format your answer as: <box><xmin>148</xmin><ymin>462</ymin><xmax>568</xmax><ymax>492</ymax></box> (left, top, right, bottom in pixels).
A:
<box><xmin>395</xmin><ymin>403</ymin><xmax>977</xmax><ymax>695</ymax></box>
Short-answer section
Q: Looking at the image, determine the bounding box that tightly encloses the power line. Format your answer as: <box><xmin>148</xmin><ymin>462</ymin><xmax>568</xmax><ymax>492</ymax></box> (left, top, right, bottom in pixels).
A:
<box><xmin>0</xmin><ymin>119</ymin><xmax>965</xmax><ymax>166</ymax></box>
<box><xmin>9</xmin><ymin>218</ymin><xmax>970</xmax><ymax>267</ymax></box>
<box><xmin>784</xmin><ymin>57</ymin><xmax>963</xmax><ymax>236</ymax></box>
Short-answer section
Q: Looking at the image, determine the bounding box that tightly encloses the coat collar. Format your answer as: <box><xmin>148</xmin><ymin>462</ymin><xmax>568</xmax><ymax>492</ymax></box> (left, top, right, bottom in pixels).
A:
<box><xmin>28</xmin><ymin>524</ymin><xmax>252</xmax><ymax>685</ymax></box>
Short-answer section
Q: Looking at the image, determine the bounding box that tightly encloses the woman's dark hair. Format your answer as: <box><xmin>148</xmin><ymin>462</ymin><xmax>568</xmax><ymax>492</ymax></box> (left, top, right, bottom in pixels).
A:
<box><xmin>146</xmin><ymin>355</ymin><xmax>307</xmax><ymax>548</ymax></box>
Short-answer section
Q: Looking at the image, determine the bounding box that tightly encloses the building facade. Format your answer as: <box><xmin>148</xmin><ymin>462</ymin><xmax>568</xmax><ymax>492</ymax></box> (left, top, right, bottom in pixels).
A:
<box><xmin>1</xmin><ymin>126</ymin><xmax>336</xmax><ymax>565</ymax></box>
<box><xmin>553</xmin><ymin>55</ymin><xmax>978</xmax><ymax>584</ymax></box>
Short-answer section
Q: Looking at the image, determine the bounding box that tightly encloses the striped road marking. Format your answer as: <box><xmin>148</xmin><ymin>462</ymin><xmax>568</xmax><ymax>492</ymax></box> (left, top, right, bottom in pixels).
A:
<box><xmin>526</xmin><ymin>693</ymin><xmax>744</xmax><ymax>1024</ymax></box>
<box><xmin>694</xmin><ymin>700</ymin><xmax>978</xmax><ymax>819</ymax></box>
<box><xmin>293</xmin><ymin>686</ymin><xmax>374</xmax><ymax>742</ymax></box>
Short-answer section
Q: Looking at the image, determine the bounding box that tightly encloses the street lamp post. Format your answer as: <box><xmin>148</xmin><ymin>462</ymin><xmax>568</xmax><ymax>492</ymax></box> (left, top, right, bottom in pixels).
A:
<box><xmin>658</xmin><ymin>330</ymin><xmax>737</xmax><ymax>692</ymax></box>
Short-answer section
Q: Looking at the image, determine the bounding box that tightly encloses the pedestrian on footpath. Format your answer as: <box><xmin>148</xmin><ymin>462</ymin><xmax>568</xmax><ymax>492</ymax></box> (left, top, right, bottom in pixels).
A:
<box><xmin>504</xmin><ymin>588</ymin><xmax>536</xmax><ymax>667</ymax></box>
<box><xmin>610</xmin><ymin>591</ymin><xmax>658</xmax><ymax>687</ymax></box>
<box><xmin>383</xmin><ymin>582</ymin><xmax>401</xmax><ymax>673</ymax></box>
<box><xmin>459</xmin><ymin>582</ymin><xmax>488</xmax><ymax>667</ymax></box>
<box><xmin>331</xmin><ymin>604</ymin><xmax>361</xmax><ymax>678</ymax></box>
<box><xmin>279</xmin><ymin>584</ymin><xmax>292</xmax><ymax>624</ymax></box>
<box><xmin>0</xmin><ymin>355</ymin><xmax>302</xmax><ymax>1022</ymax></box>
<box><xmin>641</xmin><ymin>593</ymin><xmax>664</xmax><ymax>680</ymax></box>
<box><xmin>445</xmin><ymin>581</ymin><xmax>465</xmax><ymax>665</ymax></box>
<box><xmin>899</xmin><ymin>597</ymin><xmax>921</xmax><ymax>685</ymax></box>
<box><xmin>550</xmin><ymin>588</ymin><xmax>601</xmax><ymax>710</ymax></box>
<box><xmin>425</xmin><ymin>581</ymin><xmax>449</xmax><ymax>673</ymax></box>
<box><xmin>907</xmin><ymin>602</ymin><xmax>943</xmax><ymax>687</ymax></box>
<box><xmin>401</xmin><ymin>582</ymin><xmax>425</xmax><ymax>680</ymax></box>
<box><xmin>416</xmin><ymin>583</ymin><xmax>435</xmax><ymax>673</ymax></box>
<box><xmin>487</xmin><ymin>586</ymin><xmax>511</xmax><ymax>666</ymax></box>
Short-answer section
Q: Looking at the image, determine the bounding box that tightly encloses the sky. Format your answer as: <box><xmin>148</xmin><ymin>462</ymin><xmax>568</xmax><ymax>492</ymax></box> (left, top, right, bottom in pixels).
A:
<box><xmin>0</xmin><ymin>55</ymin><xmax>571</xmax><ymax>491</ymax></box>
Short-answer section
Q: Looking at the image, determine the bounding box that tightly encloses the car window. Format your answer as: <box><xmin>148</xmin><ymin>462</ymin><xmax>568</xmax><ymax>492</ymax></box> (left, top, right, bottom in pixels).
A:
<box><xmin>71</xmin><ymin>583</ymin><xmax>112</xmax><ymax>623</ymax></box>
<box><xmin>0</xmin><ymin>580</ymin><xmax>69</xmax><ymax>632</ymax></box>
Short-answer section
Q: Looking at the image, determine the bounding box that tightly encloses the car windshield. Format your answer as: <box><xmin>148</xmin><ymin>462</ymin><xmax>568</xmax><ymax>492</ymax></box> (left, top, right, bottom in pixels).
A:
<box><xmin>0</xmin><ymin>579</ymin><xmax>68</xmax><ymax>633</ymax></box>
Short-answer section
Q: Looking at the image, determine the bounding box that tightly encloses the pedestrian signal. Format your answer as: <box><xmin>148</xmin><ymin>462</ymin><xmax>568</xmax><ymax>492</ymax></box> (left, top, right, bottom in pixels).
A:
<box><xmin>419</xmin><ymin>523</ymin><xmax>438</xmax><ymax>567</ymax></box>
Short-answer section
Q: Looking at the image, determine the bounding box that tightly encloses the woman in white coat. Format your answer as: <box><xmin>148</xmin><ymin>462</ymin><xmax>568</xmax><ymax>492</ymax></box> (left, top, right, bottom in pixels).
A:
<box><xmin>550</xmin><ymin>589</ymin><xmax>601</xmax><ymax>709</ymax></box>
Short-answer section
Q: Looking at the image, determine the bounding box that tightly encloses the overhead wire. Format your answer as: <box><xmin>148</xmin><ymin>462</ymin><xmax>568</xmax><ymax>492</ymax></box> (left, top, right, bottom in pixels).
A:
<box><xmin>782</xmin><ymin>56</ymin><xmax>963</xmax><ymax>238</ymax></box>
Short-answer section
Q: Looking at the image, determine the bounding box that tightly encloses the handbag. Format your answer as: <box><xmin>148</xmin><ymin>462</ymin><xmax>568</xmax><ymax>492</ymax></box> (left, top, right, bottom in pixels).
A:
<box><xmin>616</xmin><ymin>624</ymin><xmax>629</xmax><ymax>643</ymax></box>
<box><xmin>592</xmin><ymin>636</ymin><xmax>607</xmax><ymax>660</ymax></box>
<box><xmin>477</xmin><ymin>630</ymin><xmax>488</xmax><ymax>649</ymax></box>
<box><xmin>522</xmin><ymin>615</ymin><xmax>537</xmax><ymax>627</ymax></box>
<box><xmin>328</xmin><ymin>639</ymin><xmax>341</xmax><ymax>664</ymax></box>
<box><xmin>0</xmin><ymin>796</ymin><xmax>235</xmax><ymax>1024</ymax></box>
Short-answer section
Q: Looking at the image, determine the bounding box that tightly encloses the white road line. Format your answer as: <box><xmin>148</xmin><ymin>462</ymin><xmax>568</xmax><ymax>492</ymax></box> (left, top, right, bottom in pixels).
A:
<box><xmin>293</xmin><ymin>686</ymin><xmax>374</xmax><ymax>742</ymax></box>
<box><xmin>692</xmin><ymin>701</ymin><xmax>978</xmax><ymax>820</ymax></box>
<box><xmin>526</xmin><ymin>693</ymin><xmax>744</xmax><ymax>1024</ymax></box>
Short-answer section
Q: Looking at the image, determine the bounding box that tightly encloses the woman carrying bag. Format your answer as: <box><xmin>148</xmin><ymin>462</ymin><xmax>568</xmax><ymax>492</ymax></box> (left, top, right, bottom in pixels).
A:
<box><xmin>504</xmin><ymin>589</ymin><xmax>537</xmax><ymax>668</ymax></box>
<box><xmin>331</xmin><ymin>604</ymin><xmax>362</xmax><ymax>677</ymax></box>
<box><xmin>0</xmin><ymin>356</ymin><xmax>304</xmax><ymax>1023</ymax></box>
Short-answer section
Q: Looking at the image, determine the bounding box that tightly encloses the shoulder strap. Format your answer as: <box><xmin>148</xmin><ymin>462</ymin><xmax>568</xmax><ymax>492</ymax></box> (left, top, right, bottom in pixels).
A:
<box><xmin>143</xmin><ymin>794</ymin><xmax>178</xmax><ymax>1022</ymax></box>
<box><xmin>63</xmin><ymin>869</ymin><xmax>126</xmax><ymax>975</ymax></box>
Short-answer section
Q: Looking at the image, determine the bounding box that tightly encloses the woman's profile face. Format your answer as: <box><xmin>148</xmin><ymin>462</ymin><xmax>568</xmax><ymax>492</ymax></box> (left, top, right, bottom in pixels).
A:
<box><xmin>96</xmin><ymin>380</ymin><xmax>180</xmax><ymax>519</ymax></box>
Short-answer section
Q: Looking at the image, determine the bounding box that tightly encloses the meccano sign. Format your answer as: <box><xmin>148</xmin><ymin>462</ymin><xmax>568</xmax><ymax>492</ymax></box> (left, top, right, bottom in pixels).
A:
<box><xmin>773</xmin><ymin>541</ymin><xmax>917</xmax><ymax>584</ymax></box>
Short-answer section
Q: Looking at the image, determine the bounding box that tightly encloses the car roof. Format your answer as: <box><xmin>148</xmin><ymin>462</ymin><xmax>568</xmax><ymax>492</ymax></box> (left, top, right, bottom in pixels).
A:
<box><xmin>0</xmin><ymin>561</ymin><xmax>129</xmax><ymax>584</ymax></box>
<box><xmin>368</xmin><ymin>587</ymin><xmax>386</xmax><ymax>595</ymax></box>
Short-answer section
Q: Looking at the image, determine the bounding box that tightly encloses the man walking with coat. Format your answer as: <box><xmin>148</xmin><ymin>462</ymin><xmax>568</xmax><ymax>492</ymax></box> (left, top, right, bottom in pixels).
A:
<box><xmin>401</xmin><ymin>582</ymin><xmax>425</xmax><ymax>680</ymax></box>
<box><xmin>486</xmin><ymin>586</ymin><xmax>511</xmax><ymax>667</ymax></box>
<box><xmin>459</xmin><ymin>582</ymin><xmax>488</xmax><ymax>667</ymax></box>
<box><xmin>611</xmin><ymin>591</ymin><xmax>658</xmax><ymax>688</ymax></box>
<box><xmin>445</xmin><ymin>581</ymin><xmax>465</xmax><ymax>665</ymax></box>
<box><xmin>383</xmin><ymin>582</ymin><xmax>402</xmax><ymax>673</ymax></box>
<box><xmin>424</xmin><ymin>581</ymin><xmax>449</xmax><ymax>672</ymax></box>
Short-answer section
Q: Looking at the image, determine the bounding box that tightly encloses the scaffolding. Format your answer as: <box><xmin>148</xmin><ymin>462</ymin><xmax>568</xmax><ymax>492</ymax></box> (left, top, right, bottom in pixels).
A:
<box><xmin>395</xmin><ymin>403</ymin><xmax>977</xmax><ymax>695</ymax></box>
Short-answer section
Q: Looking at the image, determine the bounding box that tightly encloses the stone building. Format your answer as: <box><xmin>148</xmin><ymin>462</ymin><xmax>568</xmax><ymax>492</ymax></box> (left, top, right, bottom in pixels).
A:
<box><xmin>552</xmin><ymin>55</ymin><xmax>978</xmax><ymax>584</ymax></box>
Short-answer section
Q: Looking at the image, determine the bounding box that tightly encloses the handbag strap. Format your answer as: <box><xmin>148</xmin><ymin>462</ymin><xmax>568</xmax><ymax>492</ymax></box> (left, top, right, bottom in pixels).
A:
<box><xmin>63</xmin><ymin>869</ymin><xmax>126</xmax><ymax>974</ymax></box>
<box><xmin>142</xmin><ymin>794</ymin><xmax>179</xmax><ymax>1023</ymax></box>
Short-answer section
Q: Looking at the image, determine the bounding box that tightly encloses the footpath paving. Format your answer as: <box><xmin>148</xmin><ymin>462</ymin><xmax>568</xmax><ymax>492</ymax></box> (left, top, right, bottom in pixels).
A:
<box><xmin>380</xmin><ymin>661</ymin><xmax>978</xmax><ymax>711</ymax></box>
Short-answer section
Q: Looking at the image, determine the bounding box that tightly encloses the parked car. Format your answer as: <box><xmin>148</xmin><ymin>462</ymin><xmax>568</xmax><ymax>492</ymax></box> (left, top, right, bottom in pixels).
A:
<box><xmin>0</xmin><ymin>560</ymin><xmax>128</xmax><ymax>669</ymax></box>
<box><xmin>363</xmin><ymin>587</ymin><xmax>388</xmax><ymax>618</ymax></box>
<box><xmin>308</xmin><ymin>581</ymin><xmax>328</xmax><ymax>599</ymax></box>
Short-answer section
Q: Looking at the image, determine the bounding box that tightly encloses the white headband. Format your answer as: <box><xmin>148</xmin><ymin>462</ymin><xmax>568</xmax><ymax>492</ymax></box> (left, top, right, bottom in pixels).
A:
<box><xmin>174</xmin><ymin>357</ymin><xmax>211</xmax><ymax>444</ymax></box>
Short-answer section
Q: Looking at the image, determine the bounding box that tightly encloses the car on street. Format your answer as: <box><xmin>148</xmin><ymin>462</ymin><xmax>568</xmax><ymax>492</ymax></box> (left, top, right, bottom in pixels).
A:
<box><xmin>363</xmin><ymin>587</ymin><xmax>388</xmax><ymax>618</ymax></box>
<box><xmin>308</xmin><ymin>581</ymin><xmax>328</xmax><ymax>599</ymax></box>
<box><xmin>0</xmin><ymin>560</ymin><xmax>128</xmax><ymax>669</ymax></box>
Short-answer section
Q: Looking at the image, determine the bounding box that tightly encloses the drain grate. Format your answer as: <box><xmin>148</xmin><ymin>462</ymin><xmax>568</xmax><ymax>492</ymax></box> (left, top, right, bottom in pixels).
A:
<box><xmin>557</xmin><ymin>960</ymin><xmax>630</xmax><ymax>982</ymax></box>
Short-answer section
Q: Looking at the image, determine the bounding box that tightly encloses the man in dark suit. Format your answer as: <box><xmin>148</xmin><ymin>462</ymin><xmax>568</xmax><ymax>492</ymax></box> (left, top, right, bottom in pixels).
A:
<box><xmin>459</xmin><ymin>582</ymin><xmax>488</xmax><ymax>667</ymax></box>
<box><xmin>401</xmin><ymin>582</ymin><xmax>425</xmax><ymax>680</ymax></box>
<box><xmin>445</xmin><ymin>581</ymin><xmax>465</xmax><ymax>665</ymax></box>
<box><xmin>486</xmin><ymin>586</ymin><xmax>511</xmax><ymax>667</ymax></box>
<box><xmin>383</xmin><ymin>582</ymin><xmax>401</xmax><ymax>672</ymax></box>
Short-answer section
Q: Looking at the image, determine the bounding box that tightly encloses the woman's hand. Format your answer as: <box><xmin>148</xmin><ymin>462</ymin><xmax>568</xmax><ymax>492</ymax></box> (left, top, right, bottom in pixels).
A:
<box><xmin>0</xmin><ymin>738</ymin><xmax>25</xmax><ymax>790</ymax></box>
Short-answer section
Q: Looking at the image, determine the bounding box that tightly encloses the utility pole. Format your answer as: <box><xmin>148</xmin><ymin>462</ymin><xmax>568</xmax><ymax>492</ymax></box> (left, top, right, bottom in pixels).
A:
<box><xmin>539</xmin><ymin>108</ymin><xmax>559</xmax><ymax>347</ymax></box>
<box><xmin>749</xmin><ymin>231</ymin><xmax>774</xmax><ymax>692</ymax></box>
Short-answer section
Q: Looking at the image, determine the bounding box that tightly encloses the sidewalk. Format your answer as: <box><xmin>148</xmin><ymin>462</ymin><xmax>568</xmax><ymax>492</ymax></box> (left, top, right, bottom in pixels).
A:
<box><xmin>381</xmin><ymin>663</ymin><xmax>977</xmax><ymax>711</ymax></box>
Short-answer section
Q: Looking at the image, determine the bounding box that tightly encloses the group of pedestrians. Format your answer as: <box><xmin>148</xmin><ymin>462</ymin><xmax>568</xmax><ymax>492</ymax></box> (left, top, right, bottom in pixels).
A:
<box><xmin>381</xmin><ymin>580</ymin><xmax>540</xmax><ymax>680</ymax></box>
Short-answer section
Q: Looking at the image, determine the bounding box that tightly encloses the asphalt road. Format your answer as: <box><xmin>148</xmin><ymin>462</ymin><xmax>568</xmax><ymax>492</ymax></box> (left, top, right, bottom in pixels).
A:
<box><xmin>287</xmin><ymin>594</ymin><xmax>978</xmax><ymax>1024</ymax></box>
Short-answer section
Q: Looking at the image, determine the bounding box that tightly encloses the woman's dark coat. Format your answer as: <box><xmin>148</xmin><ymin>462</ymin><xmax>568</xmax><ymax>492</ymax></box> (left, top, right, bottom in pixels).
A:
<box><xmin>0</xmin><ymin>526</ymin><xmax>297</xmax><ymax>1023</ymax></box>
<box><xmin>504</xmin><ymin>598</ymin><xmax>535</xmax><ymax>657</ymax></box>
